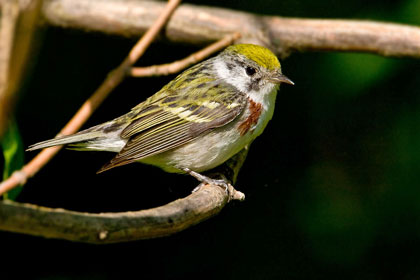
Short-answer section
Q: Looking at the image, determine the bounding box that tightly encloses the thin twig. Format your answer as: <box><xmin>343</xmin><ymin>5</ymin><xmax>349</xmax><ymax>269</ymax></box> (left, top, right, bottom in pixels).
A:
<box><xmin>130</xmin><ymin>32</ymin><xmax>241</xmax><ymax>77</ymax></box>
<box><xmin>0</xmin><ymin>0</ymin><xmax>182</xmax><ymax>197</ymax></box>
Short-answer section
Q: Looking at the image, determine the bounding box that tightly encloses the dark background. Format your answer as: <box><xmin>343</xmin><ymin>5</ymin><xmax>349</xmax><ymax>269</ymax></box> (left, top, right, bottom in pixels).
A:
<box><xmin>2</xmin><ymin>0</ymin><xmax>420</xmax><ymax>279</ymax></box>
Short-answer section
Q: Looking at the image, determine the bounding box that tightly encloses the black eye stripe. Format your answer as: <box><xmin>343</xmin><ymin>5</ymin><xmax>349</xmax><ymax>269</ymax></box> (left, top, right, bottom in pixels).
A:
<box><xmin>246</xmin><ymin>66</ymin><xmax>256</xmax><ymax>76</ymax></box>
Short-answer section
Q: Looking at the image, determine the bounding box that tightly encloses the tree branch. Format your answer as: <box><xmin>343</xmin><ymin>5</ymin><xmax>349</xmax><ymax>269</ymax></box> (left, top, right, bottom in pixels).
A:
<box><xmin>267</xmin><ymin>17</ymin><xmax>420</xmax><ymax>58</ymax></box>
<box><xmin>41</xmin><ymin>0</ymin><xmax>420</xmax><ymax>59</ymax></box>
<box><xmin>0</xmin><ymin>184</ymin><xmax>244</xmax><ymax>244</ymax></box>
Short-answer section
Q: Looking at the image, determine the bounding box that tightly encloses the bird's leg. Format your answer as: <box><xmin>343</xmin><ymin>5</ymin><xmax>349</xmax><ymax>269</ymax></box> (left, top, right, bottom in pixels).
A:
<box><xmin>182</xmin><ymin>168</ymin><xmax>232</xmax><ymax>195</ymax></box>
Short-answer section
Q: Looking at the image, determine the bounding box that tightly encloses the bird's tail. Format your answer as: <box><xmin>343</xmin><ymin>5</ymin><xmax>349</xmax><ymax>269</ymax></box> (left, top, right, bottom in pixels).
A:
<box><xmin>26</xmin><ymin>129</ymin><xmax>105</xmax><ymax>151</ymax></box>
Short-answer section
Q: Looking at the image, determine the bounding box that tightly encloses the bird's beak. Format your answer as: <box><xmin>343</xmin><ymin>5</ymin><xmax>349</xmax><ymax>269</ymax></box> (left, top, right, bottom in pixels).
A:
<box><xmin>268</xmin><ymin>71</ymin><xmax>294</xmax><ymax>85</ymax></box>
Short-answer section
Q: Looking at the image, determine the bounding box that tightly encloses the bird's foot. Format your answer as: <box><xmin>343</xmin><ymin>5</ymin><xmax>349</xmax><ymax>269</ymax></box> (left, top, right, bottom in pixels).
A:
<box><xmin>184</xmin><ymin>168</ymin><xmax>231</xmax><ymax>193</ymax></box>
<box><xmin>183</xmin><ymin>168</ymin><xmax>245</xmax><ymax>202</ymax></box>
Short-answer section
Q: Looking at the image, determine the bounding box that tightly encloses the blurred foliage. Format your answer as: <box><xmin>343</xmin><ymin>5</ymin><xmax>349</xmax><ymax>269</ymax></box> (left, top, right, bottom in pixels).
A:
<box><xmin>1</xmin><ymin>120</ymin><xmax>24</xmax><ymax>200</ymax></box>
<box><xmin>2</xmin><ymin>0</ymin><xmax>420</xmax><ymax>279</ymax></box>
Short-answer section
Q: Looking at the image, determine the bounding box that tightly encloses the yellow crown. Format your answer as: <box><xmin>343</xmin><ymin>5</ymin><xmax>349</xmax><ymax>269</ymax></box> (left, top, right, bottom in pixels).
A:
<box><xmin>225</xmin><ymin>44</ymin><xmax>280</xmax><ymax>71</ymax></box>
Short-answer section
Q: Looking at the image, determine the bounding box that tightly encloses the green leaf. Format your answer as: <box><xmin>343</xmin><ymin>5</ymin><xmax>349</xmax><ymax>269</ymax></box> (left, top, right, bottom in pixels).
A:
<box><xmin>1</xmin><ymin>120</ymin><xmax>24</xmax><ymax>200</ymax></box>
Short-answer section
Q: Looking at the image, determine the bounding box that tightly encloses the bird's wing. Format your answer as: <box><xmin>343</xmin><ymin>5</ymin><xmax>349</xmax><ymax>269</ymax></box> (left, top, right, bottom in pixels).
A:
<box><xmin>97</xmin><ymin>76</ymin><xmax>247</xmax><ymax>173</ymax></box>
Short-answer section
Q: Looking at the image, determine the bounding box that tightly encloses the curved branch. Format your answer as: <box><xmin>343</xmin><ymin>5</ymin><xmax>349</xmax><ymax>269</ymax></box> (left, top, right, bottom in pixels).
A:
<box><xmin>0</xmin><ymin>184</ymin><xmax>244</xmax><ymax>244</ymax></box>
<box><xmin>0</xmin><ymin>147</ymin><xmax>248</xmax><ymax>243</ymax></box>
<box><xmin>41</xmin><ymin>0</ymin><xmax>420</xmax><ymax>58</ymax></box>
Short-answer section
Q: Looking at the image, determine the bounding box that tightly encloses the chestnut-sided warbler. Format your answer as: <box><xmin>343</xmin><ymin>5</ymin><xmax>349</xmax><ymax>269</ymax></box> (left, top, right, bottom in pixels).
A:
<box><xmin>28</xmin><ymin>44</ymin><xmax>293</xmax><ymax>187</ymax></box>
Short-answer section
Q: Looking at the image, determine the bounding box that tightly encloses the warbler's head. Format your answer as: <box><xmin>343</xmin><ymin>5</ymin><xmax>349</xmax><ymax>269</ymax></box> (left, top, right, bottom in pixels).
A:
<box><xmin>214</xmin><ymin>44</ymin><xmax>293</xmax><ymax>95</ymax></box>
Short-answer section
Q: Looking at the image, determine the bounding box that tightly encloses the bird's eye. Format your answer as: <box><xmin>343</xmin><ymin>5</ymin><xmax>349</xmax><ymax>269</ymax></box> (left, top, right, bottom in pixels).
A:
<box><xmin>245</xmin><ymin>66</ymin><xmax>256</xmax><ymax>76</ymax></box>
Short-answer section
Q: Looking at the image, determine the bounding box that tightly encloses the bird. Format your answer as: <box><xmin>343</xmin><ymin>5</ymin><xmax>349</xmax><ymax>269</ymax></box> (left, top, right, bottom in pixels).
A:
<box><xmin>28</xmin><ymin>44</ymin><xmax>294</xmax><ymax>188</ymax></box>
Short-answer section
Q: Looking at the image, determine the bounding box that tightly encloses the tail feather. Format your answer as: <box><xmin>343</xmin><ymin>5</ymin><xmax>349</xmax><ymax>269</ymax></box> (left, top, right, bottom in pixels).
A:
<box><xmin>27</xmin><ymin>131</ymin><xmax>104</xmax><ymax>151</ymax></box>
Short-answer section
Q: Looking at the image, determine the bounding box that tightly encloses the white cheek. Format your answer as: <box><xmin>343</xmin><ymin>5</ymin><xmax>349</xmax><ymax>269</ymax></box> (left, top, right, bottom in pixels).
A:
<box><xmin>213</xmin><ymin>58</ymin><xmax>249</xmax><ymax>93</ymax></box>
<box><xmin>213</xmin><ymin>57</ymin><xmax>279</xmax><ymax>109</ymax></box>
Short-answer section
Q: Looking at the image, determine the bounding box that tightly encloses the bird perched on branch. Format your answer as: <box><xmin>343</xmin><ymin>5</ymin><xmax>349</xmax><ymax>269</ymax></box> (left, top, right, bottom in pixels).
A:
<box><xmin>28</xmin><ymin>44</ymin><xmax>293</xmax><ymax>189</ymax></box>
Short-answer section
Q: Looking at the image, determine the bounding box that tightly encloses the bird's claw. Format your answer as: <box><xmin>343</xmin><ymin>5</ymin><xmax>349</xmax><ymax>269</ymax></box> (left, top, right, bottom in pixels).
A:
<box><xmin>204</xmin><ymin>178</ymin><xmax>232</xmax><ymax>195</ymax></box>
<box><xmin>184</xmin><ymin>168</ymin><xmax>233</xmax><ymax>198</ymax></box>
